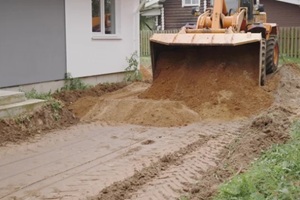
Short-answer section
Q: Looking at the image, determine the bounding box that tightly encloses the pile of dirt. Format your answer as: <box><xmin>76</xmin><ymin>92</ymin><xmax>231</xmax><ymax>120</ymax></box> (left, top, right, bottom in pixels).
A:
<box><xmin>0</xmin><ymin>104</ymin><xmax>78</xmax><ymax>146</ymax></box>
<box><xmin>72</xmin><ymin>58</ymin><xmax>279</xmax><ymax>127</ymax></box>
<box><xmin>140</xmin><ymin>46</ymin><xmax>275</xmax><ymax>120</ymax></box>
<box><xmin>53</xmin><ymin>82</ymin><xmax>128</xmax><ymax>107</ymax></box>
<box><xmin>0</xmin><ymin>82</ymin><xmax>128</xmax><ymax>146</ymax></box>
<box><xmin>72</xmin><ymin>82</ymin><xmax>200</xmax><ymax>127</ymax></box>
<box><xmin>274</xmin><ymin>63</ymin><xmax>300</xmax><ymax>109</ymax></box>
<box><xmin>81</xmin><ymin>98</ymin><xmax>199</xmax><ymax>127</ymax></box>
<box><xmin>187</xmin><ymin>105</ymin><xmax>294</xmax><ymax>199</ymax></box>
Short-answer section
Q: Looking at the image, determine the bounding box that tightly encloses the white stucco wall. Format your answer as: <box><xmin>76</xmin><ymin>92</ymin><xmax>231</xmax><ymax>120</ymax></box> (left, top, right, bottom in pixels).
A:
<box><xmin>65</xmin><ymin>0</ymin><xmax>140</xmax><ymax>78</ymax></box>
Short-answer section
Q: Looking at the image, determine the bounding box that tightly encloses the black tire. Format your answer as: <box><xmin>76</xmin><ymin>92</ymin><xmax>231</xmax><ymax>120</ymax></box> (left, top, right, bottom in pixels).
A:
<box><xmin>266</xmin><ymin>36</ymin><xmax>279</xmax><ymax>74</ymax></box>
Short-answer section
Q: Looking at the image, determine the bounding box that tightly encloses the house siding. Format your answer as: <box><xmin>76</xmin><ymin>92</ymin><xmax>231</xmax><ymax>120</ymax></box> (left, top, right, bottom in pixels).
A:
<box><xmin>65</xmin><ymin>0</ymin><xmax>140</xmax><ymax>78</ymax></box>
<box><xmin>163</xmin><ymin>0</ymin><xmax>300</xmax><ymax>30</ymax></box>
<box><xmin>163</xmin><ymin>0</ymin><xmax>201</xmax><ymax>30</ymax></box>
<box><xmin>0</xmin><ymin>0</ymin><xmax>66</xmax><ymax>88</ymax></box>
<box><xmin>261</xmin><ymin>0</ymin><xmax>300</xmax><ymax>27</ymax></box>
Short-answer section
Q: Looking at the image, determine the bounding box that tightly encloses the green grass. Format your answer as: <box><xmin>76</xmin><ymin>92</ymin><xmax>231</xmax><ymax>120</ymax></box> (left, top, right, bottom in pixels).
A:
<box><xmin>214</xmin><ymin>121</ymin><xmax>300</xmax><ymax>200</ymax></box>
<box><xmin>24</xmin><ymin>89</ymin><xmax>62</xmax><ymax>120</ymax></box>
<box><xmin>279</xmin><ymin>56</ymin><xmax>300</xmax><ymax>65</ymax></box>
<box><xmin>25</xmin><ymin>89</ymin><xmax>52</xmax><ymax>100</ymax></box>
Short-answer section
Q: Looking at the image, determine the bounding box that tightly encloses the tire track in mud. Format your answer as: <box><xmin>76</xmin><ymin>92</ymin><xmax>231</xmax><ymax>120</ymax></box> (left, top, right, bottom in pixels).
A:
<box><xmin>2</xmin><ymin>121</ymin><xmax>243</xmax><ymax>200</ymax></box>
<box><xmin>131</xmin><ymin>132</ymin><xmax>238</xmax><ymax>200</ymax></box>
<box><xmin>91</xmin><ymin>121</ymin><xmax>245</xmax><ymax>200</ymax></box>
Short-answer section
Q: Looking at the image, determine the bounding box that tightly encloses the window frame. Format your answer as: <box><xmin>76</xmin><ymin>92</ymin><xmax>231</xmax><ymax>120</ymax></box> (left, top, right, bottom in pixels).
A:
<box><xmin>182</xmin><ymin>0</ymin><xmax>200</xmax><ymax>7</ymax></box>
<box><xmin>91</xmin><ymin>0</ymin><xmax>121</xmax><ymax>40</ymax></box>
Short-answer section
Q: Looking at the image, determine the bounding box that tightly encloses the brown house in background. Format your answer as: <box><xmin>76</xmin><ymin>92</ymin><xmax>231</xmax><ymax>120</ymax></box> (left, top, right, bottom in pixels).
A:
<box><xmin>162</xmin><ymin>0</ymin><xmax>205</xmax><ymax>30</ymax></box>
<box><xmin>161</xmin><ymin>0</ymin><xmax>300</xmax><ymax>30</ymax></box>
<box><xmin>262</xmin><ymin>0</ymin><xmax>300</xmax><ymax>27</ymax></box>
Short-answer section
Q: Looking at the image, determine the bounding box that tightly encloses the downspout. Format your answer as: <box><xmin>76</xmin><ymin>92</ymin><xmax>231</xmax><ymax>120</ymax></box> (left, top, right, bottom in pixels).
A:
<box><xmin>161</xmin><ymin>7</ymin><xmax>165</xmax><ymax>30</ymax></box>
<box><xmin>204</xmin><ymin>0</ymin><xmax>207</xmax><ymax>11</ymax></box>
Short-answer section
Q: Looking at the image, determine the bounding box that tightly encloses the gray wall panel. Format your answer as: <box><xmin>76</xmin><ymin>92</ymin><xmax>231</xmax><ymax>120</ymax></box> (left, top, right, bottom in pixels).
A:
<box><xmin>0</xmin><ymin>0</ymin><xmax>66</xmax><ymax>87</ymax></box>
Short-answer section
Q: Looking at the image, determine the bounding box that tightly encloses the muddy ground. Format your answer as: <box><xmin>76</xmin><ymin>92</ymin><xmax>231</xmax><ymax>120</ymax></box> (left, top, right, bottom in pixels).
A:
<box><xmin>0</xmin><ymin>61</ymin><xmax>300</xmax><ymax>199</ymax></box>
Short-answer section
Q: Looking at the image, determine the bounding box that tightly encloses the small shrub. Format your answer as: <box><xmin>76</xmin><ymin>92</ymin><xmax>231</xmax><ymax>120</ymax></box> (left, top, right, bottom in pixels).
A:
<box><xmin>25</xmin><ymin>89</ymin><xmax>52</xmax><ymax>100</ymax></box>
<box><xmin>61</xmin><ymin>73</ymin><xmax>91</xmax><ymax>91</ymax></box>
<box><xmin>24</xmin><ymin>89</ymin><xmax>63</xmax><ymax>121</ymax></box>
<box><xmin>124</xmin><ymin>51</ymin><xmax>142</xmax><ymax>82</ymax></box>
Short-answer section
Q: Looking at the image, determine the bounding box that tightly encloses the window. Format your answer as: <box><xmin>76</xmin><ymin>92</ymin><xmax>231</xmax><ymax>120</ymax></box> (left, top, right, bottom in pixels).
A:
<box><xmin>182</xmin><ymin>0</ymin><xmax>200</xmax><ymax>7</ymax></box>
<box><xmin>225</xmin><ymin>0</ymin><xmax>238</xmax><ymax>13</ymax></box>
<box><xmin>92</xmin><ymin>0</ymin><xmax>116</xmax><ymax>34</ymax></box>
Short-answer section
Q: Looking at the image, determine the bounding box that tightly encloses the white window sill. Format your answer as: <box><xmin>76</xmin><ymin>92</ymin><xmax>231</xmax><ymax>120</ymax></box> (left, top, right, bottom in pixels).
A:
<box><xmin>182</xmin><ymin>4</ymin><xmax>199</xmax><ymax>7</ymax></box>
<box><xmin>92</xmin><ymin>35</ymin><xmax>122</xmax><ymax>40</ymax></box>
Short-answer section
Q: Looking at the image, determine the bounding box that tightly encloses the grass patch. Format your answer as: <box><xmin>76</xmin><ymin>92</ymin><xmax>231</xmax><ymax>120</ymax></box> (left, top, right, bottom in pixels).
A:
<box><xmin>280</xmin><ymin>56</ymin><xmax>300</xmax><ymax>66</ymax></box>
<box><xmin>25</xmin><ymin>89</ymin><xmax>52</xmax><ymax>100</ymax></box>
<box><xmin>214</xmin><ymin>121</ymin><xmax>300</xmax><ymax>200</ymax></box>
<box><xmin>24</xmin><ymin>89</ymin><xmax>63</xmax><ymax>121</ymax></box>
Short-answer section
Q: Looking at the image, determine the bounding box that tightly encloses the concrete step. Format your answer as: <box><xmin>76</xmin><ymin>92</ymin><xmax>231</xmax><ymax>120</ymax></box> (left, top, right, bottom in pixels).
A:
<box><xmin>0</xmin><ymin>99</ymin><xmax>45</xmax><ymax>119</ymax></box>
<box><xmin>0</xmin><ymin>90</ymin><xmax>26</xmax><ymax>106</ymax></box>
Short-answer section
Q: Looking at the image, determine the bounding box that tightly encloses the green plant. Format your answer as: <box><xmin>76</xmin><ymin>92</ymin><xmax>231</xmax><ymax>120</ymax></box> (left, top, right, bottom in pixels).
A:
<box><xmin>124</xmin><ymin>51</ymin><xmax>142</xmax><ymax>82</ymax></box>
<box><xmin>61</xmin><ymin>73</ymin><xmax>91</xmax><ymax>91</ymax></box>
<box><xmin>179</xmin><ymin>196</ymin><xmax>189</xmax><ymax>200</ymax></box>
<box><xmin>25</xmin><ymin>89</ymin><xmax>52</xmax><ymax>100</ymax></box>
<box><xmin>50</xmin><ymin>100</ymin><xmax>62</xmax><ymax>112</ymax></box>
<box><xmin>25</xmin><ymin>89</ymin><xmax>62</xmax><ymax>121</ymax></box>
<box><xmin>214</xmin><ymin>121</ymin><xmax>300</xmax><ymax>200</ymax></box>
<box><xmin>279</xmin><ymin>55</ymin><xmax>300</xmax><ymax>66</ymax></box>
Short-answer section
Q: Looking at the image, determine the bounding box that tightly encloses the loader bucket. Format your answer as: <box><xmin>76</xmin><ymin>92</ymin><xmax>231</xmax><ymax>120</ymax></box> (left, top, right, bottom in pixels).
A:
<box><xmin>150</xmin><ymin>33</ymin><xmax>265</xmax><ymax>86</ymax></box>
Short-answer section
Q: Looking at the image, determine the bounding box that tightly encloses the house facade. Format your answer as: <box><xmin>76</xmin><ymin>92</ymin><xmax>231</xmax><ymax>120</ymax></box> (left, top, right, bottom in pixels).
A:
<box><xmin>140</xmin><ymin>0</ymin><xmax>166</xmax><ymax>30</ymax></box>
<box><xmin>0</xmin><ymin>0</ymin><xmax>140</xmax><ymax>91</ymax></box>
<box><xmin>163</xmin><ymin>0</ymin><xmax>210</xmax><ymax>30</ymax></box>
<box><xmin>262</xmin><ymin>0</ymin><xmax>300</xmax><ymax>27</ymax></box>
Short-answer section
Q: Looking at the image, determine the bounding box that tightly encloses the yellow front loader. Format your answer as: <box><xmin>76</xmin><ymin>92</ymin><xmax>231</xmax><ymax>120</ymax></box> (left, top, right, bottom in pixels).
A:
<box><xmin>150</xmin><ymin>0</ymin><xmax>279</xmax><ymax>86</ymax></box>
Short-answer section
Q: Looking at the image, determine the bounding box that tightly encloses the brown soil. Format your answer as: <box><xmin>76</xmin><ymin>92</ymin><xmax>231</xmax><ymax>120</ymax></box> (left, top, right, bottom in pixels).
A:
<box><xmin>90</xmin><ymin>105</ymin><xmax>294</xmax><ymax>200</ymax></box>
<box><xmin>53</xmin><ymin>82</ymin><xmax>128</xmax><ymax>107</ymax></box>
<box><xmin>1</xmin><ymin>57</ymin><xmax>299</xmax><ymax>200</ymax></box>
<box><xmin>0</xmin><ymin>104</ymin><xmax>78</xmax><ymax>146</ymax></box>
<box><xmin>139</xmin><ymin>46</ymin><xmax>274</xmax><ymax>120</ymax></box>
<box><xmin>71</xmin><ymin>49</ymin><xmax>279</xmax><ymax>126</ymax></box>
<box><xmin>139</xmin><ymin>65</ymin><xmax>152</xmax><ymax>82</ymax></box>
<box><xmin>91</xmin><ymin>135</ymin><xmax>210</xmax><ymax>200</ymax></box>
<box><xmin>187</xmin><ymin>106</ymin><xmax>294</xmax><ymax>199</ymax></box>
<box><xmin>0</xmin><ymin>82</ymin><xmax>127</xmax><ymax>146</ymax></box>
<box><xmin>89</xmin><ymin>64</ymin><xmax>300</xmax><ymax>200</ymax></box>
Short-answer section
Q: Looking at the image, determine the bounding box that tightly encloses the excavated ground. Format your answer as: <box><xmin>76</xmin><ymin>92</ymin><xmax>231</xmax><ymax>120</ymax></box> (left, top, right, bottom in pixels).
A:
<box><xmin>0</xmin><ymin>57</ymin><xmax>300</xmax><ymax>199</ymax></box>
<box><xmin>140</xmin><ymin>45</ymin><xmax>273</xmax><ymax>119</ymax></box>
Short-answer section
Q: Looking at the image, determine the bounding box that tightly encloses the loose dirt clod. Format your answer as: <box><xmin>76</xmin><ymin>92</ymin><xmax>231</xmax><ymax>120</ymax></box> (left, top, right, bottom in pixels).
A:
<box><xmin>141</xmin><ymin>140</ymin><xmax>155</xmax><ymax>145</ymax></box>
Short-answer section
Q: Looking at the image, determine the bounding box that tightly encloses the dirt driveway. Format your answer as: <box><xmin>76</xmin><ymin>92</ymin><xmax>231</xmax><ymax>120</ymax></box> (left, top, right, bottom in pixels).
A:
<box><xmin>0</xmin><ymin>64</ymin><xmax>300</xmax><ymax>200</ymax></box>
